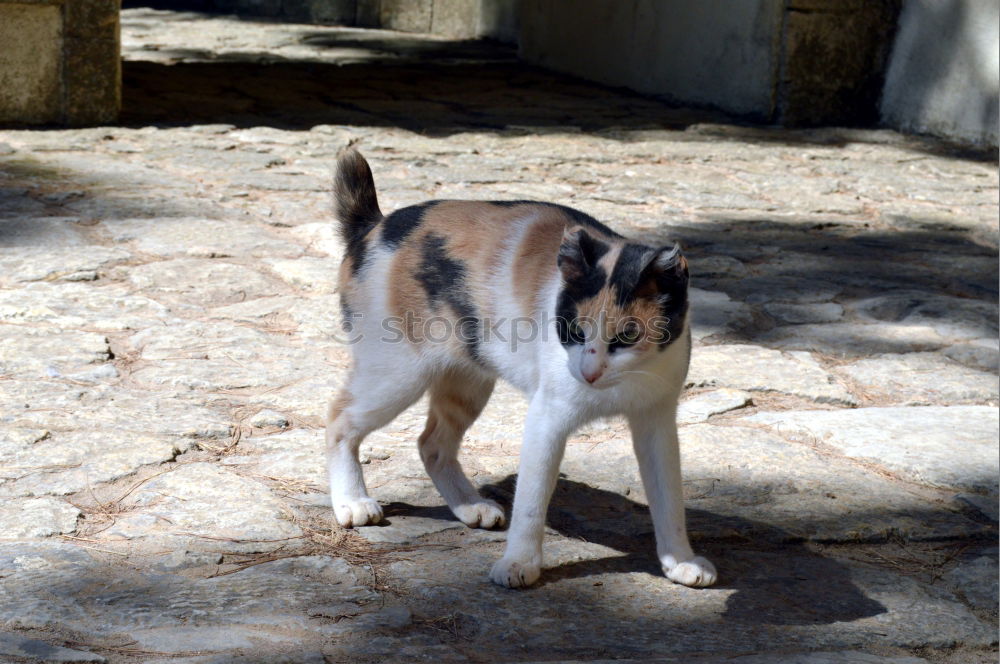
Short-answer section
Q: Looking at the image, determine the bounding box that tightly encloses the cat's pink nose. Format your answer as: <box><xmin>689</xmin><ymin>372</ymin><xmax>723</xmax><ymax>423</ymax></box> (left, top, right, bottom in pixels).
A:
<box><xmin>583</xmin><ymin>369</ymin><xmax>603</xmax><ymax>384</ymax></box>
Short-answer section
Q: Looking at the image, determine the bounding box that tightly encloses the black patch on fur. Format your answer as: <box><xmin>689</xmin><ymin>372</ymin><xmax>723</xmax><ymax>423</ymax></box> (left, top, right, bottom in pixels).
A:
<box><xmin>339</xmin><ymin>293</ymin><xmax>355</xmax><ymax>333</ymax></box>
<box><xmin>344</xmin><ymin>234</ymin><xmax>369</xmax><ymax>277</ymax></box>
<box><xmin>381</xmin><ymin>201</ymin><xmax>440</xmax><ymax>248</ymax></box>
<box><xmin>657</xmin><ymin>285</ymin><xmax>689</xmax><ymax>350</ymax></box>
<box><xmin>578</xmin><ymin>232</ymin><xmax>611</xmax><ymax>265</ymax></box>
<box><xmin>558</xmin><ymin>229</ymin><xmax>610</xmax><ymax>277</ymax></box>
<box><xmin>609</xmin><ymin>243</ymin><xmax>655</xmax><ymax>306</ymax></box>
<box><xmin>334</xmin><ymin>149</ymin><xmax>383</xmax><ymax>276</ymax></box>
<box><xmin>555</xmin><ymin>261</ymin><xmax>608</xmax><ymax>346</ymax></box>
<box><xmin>416</xmin><ymin>233</ymin><xmax>483</xmax><ymax>364</ymax></box>
<box><xmin>491</xmin><ymin>201</ymin><xmax>622</xmax><ymax>238</ymax></box>
<box><xmin>554</xmin><ymin>229</ymin><xmax>613</xmax><ymax>346</ymax></box>
<box><xmin>608</xmin><ymin>244</ymin><xmax>690</xmax><ymax>348</ymax></box>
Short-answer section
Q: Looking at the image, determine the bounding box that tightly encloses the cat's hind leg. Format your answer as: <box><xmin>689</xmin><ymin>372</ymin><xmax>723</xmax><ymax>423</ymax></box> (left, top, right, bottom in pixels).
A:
<box><xmin>419</xmin><ymin>369</ymin><xmax>504</xmax><ymax>529</ymax></box>
<box><xmin>327</xmin><ymin>370</ymin><xmax>428</xmax><ymax>528</ymax></box>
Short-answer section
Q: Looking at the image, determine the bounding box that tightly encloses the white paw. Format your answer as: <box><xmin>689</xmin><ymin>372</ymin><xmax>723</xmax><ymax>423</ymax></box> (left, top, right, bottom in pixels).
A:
<box><xmin>453</xmin><ymin>500</ymin><xmax>505</xmax><ymax>529</ymax></box>
<box><xmin>490</xmin><ymin>556</ymin><xmax>541</xmax><ymax>589</ymax></box>
<box><xmin>664</xmin><ymin>556</ymin><xmax>717</xmax><ymax>587</ymax></box>
<box><xmin>332</xmin><ymin>496</ymin><xmax>383</xmax><ymax>528</ymax></box>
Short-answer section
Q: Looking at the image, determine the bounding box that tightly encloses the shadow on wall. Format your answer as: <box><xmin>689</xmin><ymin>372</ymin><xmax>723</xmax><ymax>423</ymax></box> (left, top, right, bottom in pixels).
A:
<box><xmin>120</xmin><ymin>58</ymin><xmax>706</xmax><ymax>133</ymax></box>
<box><xmin>881</xmin><ymin>0</ymin><xmax>1000</xmax><ymax>146</ymax></box>
<box><xmin>123</xmin><ymin>0</ymin><xmax>221</xmax><ymax>10</ymax></box>
<box><xmin>116</xmin><ymin>23</ymin><xmax>998</xmax><ymax>161</ymax></box>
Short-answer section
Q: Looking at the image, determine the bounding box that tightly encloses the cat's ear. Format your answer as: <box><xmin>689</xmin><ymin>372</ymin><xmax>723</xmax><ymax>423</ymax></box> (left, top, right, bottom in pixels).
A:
<box><xmin>557</xmin><ymin>228</ymin><xmax>607</xmax><ymax>279</ymax></box>
<box><xmin>635</xmin><ymin>243</ymin><xmax>688</xmax><ymax>297</ymax></box>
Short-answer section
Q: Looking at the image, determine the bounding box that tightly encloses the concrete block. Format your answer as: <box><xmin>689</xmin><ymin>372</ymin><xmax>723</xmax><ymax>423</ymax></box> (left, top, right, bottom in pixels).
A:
<box><xmin>432</xmin><ymin>0</ymin><xmax>480</xmax><ymax>38</ymax></box>
<box><xmin>193</xmin><ymin>0</ymin><xmax>513</xmax><ymax>39</ymax></box>
<box><xmin>780</xmin><ymin>0</ymin><xmax>900</xmax><ymax>126</ymax></box>
<box><xmin>518</xmin><ymin>0</ymin><xmax>785</xmax><ymax>119</ymax></box>
<box><xmin>355</xmin><ymin>0</ymin><xmax>380</xmax><ymax>27</ymax></box>
<box><xmin>64</xmin><ymin>1</ymin><xmax>121</xmax><ymax>125</ymax></box>
<box><xmin>0</xmin><ymin>0</ymin><xmax>120</xmax><ymax>126</ymax></box>
<box><xmin>0</xmin><ymin>3</ymin><xmax>63</xmax><ymax>124</ymax></box>
<box><xmin>881</xmin><ymin>0</ymin><xmax>999</xmax><ymax>146</ymax></box>
<box><xmin>228</xmin><ymin>0</ymin><xmax>283</xmax><ymax>15</ymax></box>
<box><xmin>310</xmin><ymin>0</ymin><xmax>357</xmax><ymax>24</ymax></box>
<box><xmin>478</xmin><ymin>0</ymin><xmax>518</xmax><ymax>42</ymax></box>
<box><xmin>789</xmin><ymin>0</ymin><xmax>870</xmax><ymax>8</ymax></box>
<box><xmin>519</xmin><ymin>0</ymin><xmax>639</xmax><ymax>89</ymax></box>
<box><xmin>281</xmin><ymin>0</ymin><xmax>313</xmax><ymax>22</ymax></box>
<box><xmin>379</xmin><ymin>0</ymin><xmax>432</xmax><ymax>33</ymax></box>
<box><xmin>64</xmin><ymin>0</ymin><xmax>119</xmax><ymax>38</ymax></box>
<box><xmin>283</xmin><ymin>0</ymin><xmax>356</xmax><ymax>24</ymax></box>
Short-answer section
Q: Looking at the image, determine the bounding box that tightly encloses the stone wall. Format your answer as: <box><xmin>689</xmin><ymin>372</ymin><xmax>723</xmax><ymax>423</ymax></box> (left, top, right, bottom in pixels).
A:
<box><xmin>201</xmin><ymin>0</ymin><xmax>354</xmax><ymax>25</ymax></box>
<box><xmin>0</xmin><ymin>2</ymin><xmax>63</xmax><ymax>124</ymax></box>
<box><xmin>144</xmin><ymin>0</ymin><xmax>997</xmax><ymax>145</ymax></box>
<box><xmin>880</xmin><ymin>0</ymin><xmax>999</xmax><ymax>146</ymax></box>
<box><xmin>373</xmin><ymin>0</ymin><xmax>517</xmax><ymax>41</ymax></box>
<box><xmin>779</xmin><ymin>0</ymin><xmax>901</xmax><ymax>127</ymax></box>
<box><xmin>8</xmin><ymin>0</ymin><xmax>997</xmax><ymax>143</ymax></box>
<box><xmin>0</xmin><ymin>0</ymin><xmax>120</xmax><ymax>126</ymax></box>
<box><xmin>517</xmin><ymin>0</ymin><xmax>902</xmax><ymax>127</ymax></box>
<box><xmin>187</xmin><ymin>0</ymin><xmax>518</xmax><ymax>40</ymax></box>
<box><xmin>519</xmin><ymin>0</ymin><xmax>784</xmax><ymax>120</ymax></box>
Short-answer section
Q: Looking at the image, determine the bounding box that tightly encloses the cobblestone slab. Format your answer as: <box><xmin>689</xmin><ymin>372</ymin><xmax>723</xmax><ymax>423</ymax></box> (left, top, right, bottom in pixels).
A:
<box><xmin>747</xmin><ymin>407</ymin><xmax>999</xmax><ymax>494</ymax></box>
<box><xmin>0</xmin><ymin>497</ymin><xmax>79</xmax><ymax>539</ymax></box>
<box><xmin>517</xmin><ymin>655</ymin><xmax>931</xmax><ymax>664</ymax></box>
<box><xmin>0</xmin><ymin>632</ymin><xmax>105</xmax><ymax>662</ymax></box>
<box><xmin>687</xmin><ymin>344</ymin><xmax>858</xmax><ymax>405</ymax></box>
<box><xmin>834</xmin><ymin>352</ymin><xmax>998</xmax><ymax>405</ymax></box>
<box><xmin>549</xmin><ymin>423</ymin><xmax>991</xmax><ymax>544</ymax></box>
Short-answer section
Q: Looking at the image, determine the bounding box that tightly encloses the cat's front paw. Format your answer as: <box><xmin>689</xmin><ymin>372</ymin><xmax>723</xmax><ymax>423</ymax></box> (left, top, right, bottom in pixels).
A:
<box><xmin>453</xmin><ymin>500</ymin><xmax>505</xmax><ymax>529</ymax></box>
<box><xmin>489</xmin><ymin>556</ymin><xmax>541</xmax><ymax>589</ymax></box>
<box><xmin>664</xmin><ymin>556</ymin><xmax>717</xmax><ymax>587</ymax></box>
<box><xmin>332</xmin><ymin>496</ymin><xmax>383</xmax><ymax>528</ymax></box>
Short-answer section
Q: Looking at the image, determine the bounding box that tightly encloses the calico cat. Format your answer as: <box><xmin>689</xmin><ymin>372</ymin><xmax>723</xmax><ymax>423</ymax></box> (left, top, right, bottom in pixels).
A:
<box><xmin>326</xmin><ymin>148</ymin><xmax>716</xmax><ymax>589</ymax></box>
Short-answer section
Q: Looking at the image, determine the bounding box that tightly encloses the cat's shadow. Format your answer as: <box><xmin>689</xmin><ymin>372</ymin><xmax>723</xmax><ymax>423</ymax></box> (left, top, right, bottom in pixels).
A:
<box><xmin>389</xmin><ymin>474</ymin><xmax>887</xmax><ymax>626</ymax></box>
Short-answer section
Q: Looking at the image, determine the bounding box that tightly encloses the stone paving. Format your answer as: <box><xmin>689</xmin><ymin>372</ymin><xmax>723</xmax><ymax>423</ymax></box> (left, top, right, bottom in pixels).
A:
<box><xmin>0</xmin><ymin>8</ymin><xmax>997</xmax><ymax>664</ymax></box>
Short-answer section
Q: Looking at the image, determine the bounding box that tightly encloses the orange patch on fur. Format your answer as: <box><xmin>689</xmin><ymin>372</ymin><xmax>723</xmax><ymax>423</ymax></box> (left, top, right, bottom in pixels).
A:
<box><xmin>512</xmin><ymin>212</ymin><xmax>566</xmax><ymax>315</ymax></box>
<box><xmin>327</xmin><ymin>390</ymin><xmax>353</xmax><ymax>424</ymax></box>
<box><xmin>573</xmin><ymin>289</ymin><xmax>666</xmax><ymax>349</ymax></box>
<box><xmin>388</xmin><ymin>240</ymin><xmax>428</xmax><ymax>343</ymax></box>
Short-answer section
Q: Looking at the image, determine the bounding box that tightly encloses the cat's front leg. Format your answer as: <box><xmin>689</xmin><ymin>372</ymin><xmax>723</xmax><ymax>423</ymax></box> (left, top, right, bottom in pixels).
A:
<box><xmin>628</xmin><ymin>405</ymin><xmax>716</xmax><ymax>587</ymax></box>
<box><xmin>490</xmin><ymin>393</ymin><xmax>573</xmax><ymax>589</ymax></box>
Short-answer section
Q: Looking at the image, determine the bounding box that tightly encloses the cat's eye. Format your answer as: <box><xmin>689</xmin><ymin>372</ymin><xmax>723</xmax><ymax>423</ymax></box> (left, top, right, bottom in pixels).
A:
<box><xmin>611</xmin><ymin>323</ymin><xmax>642</xmax><ymax>350</ymax></box>
<box><xmin>567</xmin><ymin>321</ymin><xmax>586</xmax><ymax>344</ymax></box>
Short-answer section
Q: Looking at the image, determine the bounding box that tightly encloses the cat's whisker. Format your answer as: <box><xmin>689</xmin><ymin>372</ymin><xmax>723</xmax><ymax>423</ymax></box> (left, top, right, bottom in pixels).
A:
<box><xmin>619</xmin><ymin>369</ymin><xmax>671</xmax><ymax>386</ymax></box>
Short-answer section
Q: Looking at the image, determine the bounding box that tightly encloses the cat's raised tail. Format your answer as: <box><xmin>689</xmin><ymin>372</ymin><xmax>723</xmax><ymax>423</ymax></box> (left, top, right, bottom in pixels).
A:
<box><xmin>334</xmin><ymin>147</ymin><xmax>383</xmax><ymax>247</ymax></box>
